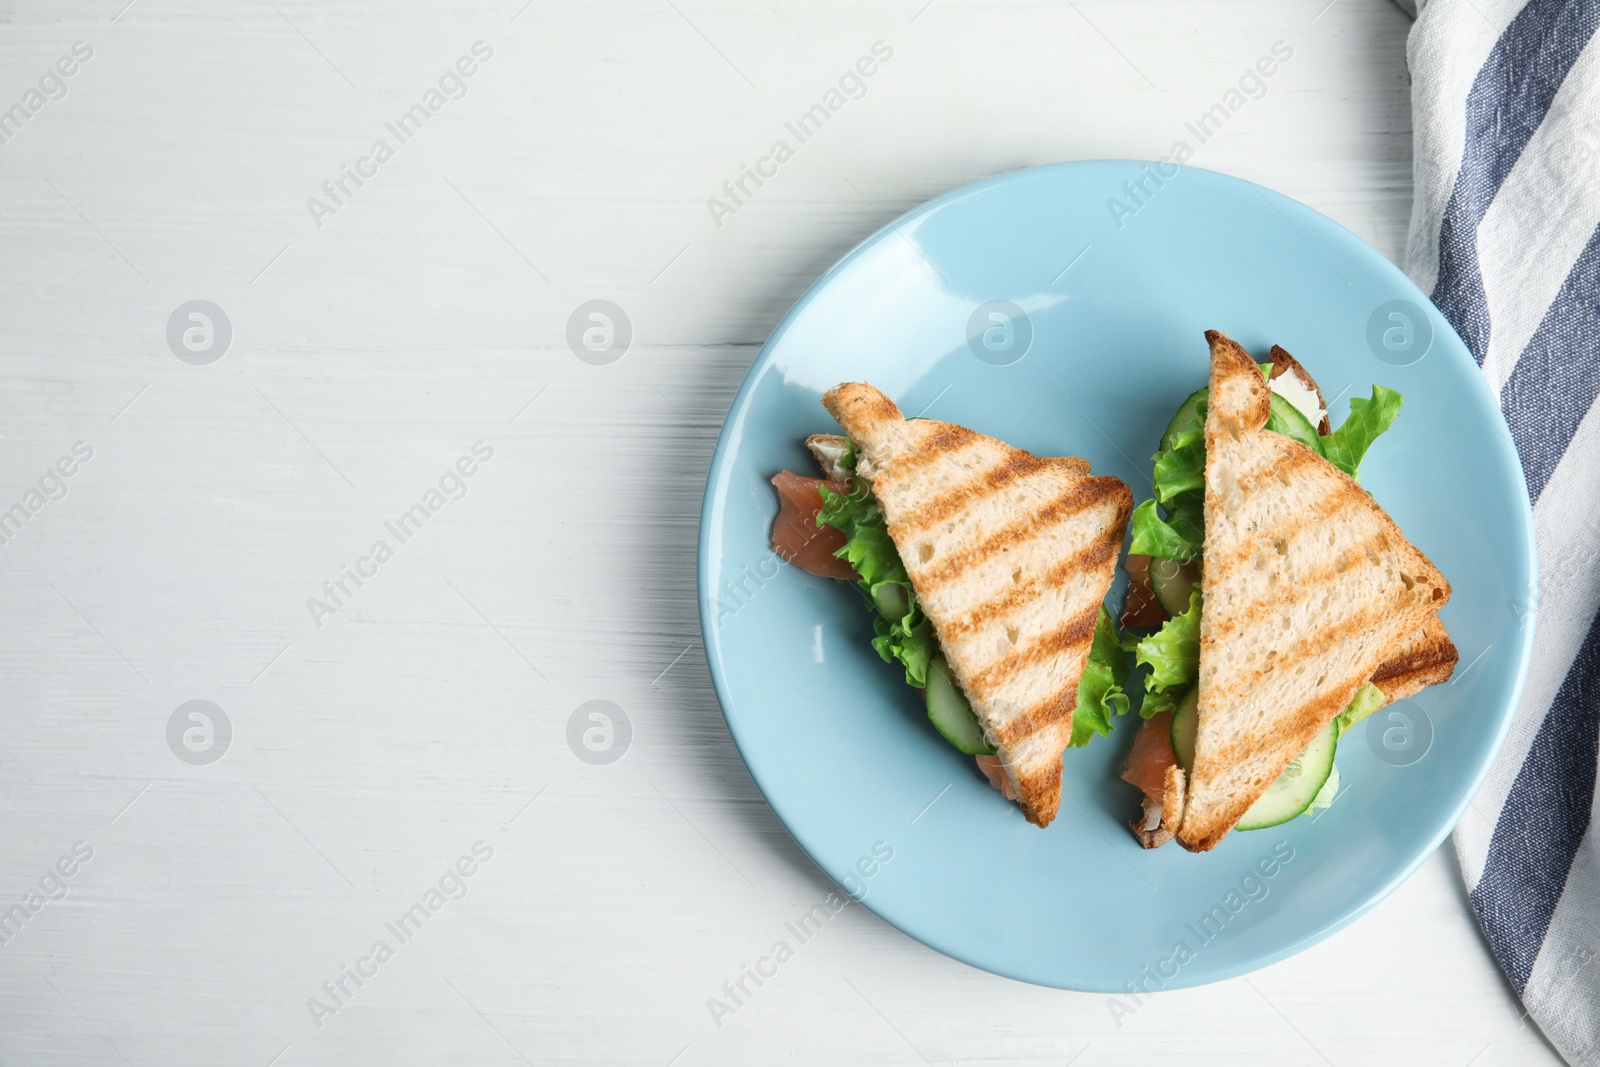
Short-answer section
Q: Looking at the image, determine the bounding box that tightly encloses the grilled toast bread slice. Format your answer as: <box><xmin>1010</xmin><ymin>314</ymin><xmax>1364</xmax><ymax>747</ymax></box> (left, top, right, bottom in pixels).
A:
<box><xmin>822</xmin><ymin>382</ymin><xmax>1132</xmax><ymax>827</ymax></box>
<box><xmin>1131</xmin><ymin>614</ymin><xmax>1455</xmax><ymax>849</ymax></box>
<box><xmin>1261</xmin><ymin>346</ymin><xmax>1460</xmax><ymax>702</ymax></box>
<box><xmin>1174</xmin><ymin>332</ymin><xmax>1450</xmax><ymax>852</ymax></box>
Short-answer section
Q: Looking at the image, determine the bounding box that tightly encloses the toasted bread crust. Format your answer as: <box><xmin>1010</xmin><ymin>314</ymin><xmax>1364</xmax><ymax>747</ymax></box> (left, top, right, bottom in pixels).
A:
<box><xmin>1175</xmin><ymin>333</ymin><xmax>1450</xmax><ymax>852</ymax></box>
<box><xmin>822</xmin><ymin>382</ymin><xmax>1132</xmax><ymax>827</ymax></box>
<box><xmin>1372</xmin><ymin>613</ymin><xmax>1458</xmax><ymax>703</ymax></box>
<box><xmin>1268</xmin><ymin>345</ymin><xmax>1332</xmax><ymax>435</ymax></box>
<box><xmin>1132</xmin><ymin>825</ymin><xmax>1173</xmax><ymax>848</ymax></box>
<box><xmin>1204</xmin><ymin>330</ymin><xmax>1273</xmax><ymax>440</ymax></box>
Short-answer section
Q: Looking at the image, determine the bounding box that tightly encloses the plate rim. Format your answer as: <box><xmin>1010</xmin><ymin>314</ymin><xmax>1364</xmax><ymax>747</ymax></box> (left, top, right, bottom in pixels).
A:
<box><xmin>696</xmin><ymin>159</ymin><xmax>1538</xmax><ymax>991</ymax></box>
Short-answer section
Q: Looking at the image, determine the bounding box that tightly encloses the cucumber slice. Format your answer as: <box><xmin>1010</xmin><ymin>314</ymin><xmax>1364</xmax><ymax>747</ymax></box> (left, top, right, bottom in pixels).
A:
<box><xmin>1236</xmin><ymin>719</ymin><xmax>1339</xmax><ymax>830</ymax></box>
<box><xmin>1168</xmin><ymin>686</ymin><xmax>1338</xmax><ymax>828</ymax></box>
<box><xmin>925</xmin><ymin>656</ymin><xmax>994</xmax><ymax>755</ymax></box>
<box><xmin>872</xmin><ymin>581</ymin><xmax>910</xmax><ymax>621</ymax></box>
<box><xmin>1307</xmin><ymin>763</ymin><xmax>1340</xmax><ymax>812</ymax></box>
<box><xmin>1169</xmin><ymin>685</ymin><xmax>1198</xmax><ymax>772</ymax></box>
<box><xmin>1158</xmin><ymin>386</ymin><xmax>1323</xmax><ymax>456</ymax></box>
<box><xmin>1265</xmin><ymin>393</ymin><xmax>1325</xmax><ymax>455</ymax></box>
<box><xmin>1160</xmin><ymin>389</ymin><xmax>1208</xmax><ymax>451</ymax></box>
<box><xmin>1149</xmin><ymin>557</ymin><xmax>1201</xmax><ymax>617</ymax></box>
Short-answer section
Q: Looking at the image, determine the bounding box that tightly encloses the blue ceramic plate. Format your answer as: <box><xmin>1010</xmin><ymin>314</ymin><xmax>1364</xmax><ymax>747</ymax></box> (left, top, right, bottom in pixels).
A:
<box><xmin>697</xmin><ymin>161</ymin><xmax>1535</xmax><ymax>991</ymax></box>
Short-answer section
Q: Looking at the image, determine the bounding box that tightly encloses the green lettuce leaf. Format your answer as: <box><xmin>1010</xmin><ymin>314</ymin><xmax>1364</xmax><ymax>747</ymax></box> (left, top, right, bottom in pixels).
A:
<box><xmin>1319</xmin><ymin>385</ymin><xmax>1402</xmax><ymax>478</ymax></box>
<box><xmin>1152</xmin><ymin>431</ymin><xmax>1205</xmax><ymax>502</ymax></box>
<box><xmin>1334</xmin><ymin>682</ymin><xmax>1386</xmax><ymax>737</ymax></box>
<box><xmin>1129</xmin><ymin>498</ymin><xmax>1202</xmax><ymax>560</ymax></box>
<box><xmin>1133</xmin><ymin>586</ymin><xmax>1201</xmax><ymax>717</ymax></box>
<box><xmin>1137</xmin><ymin>412</ymin><xmax>1206</xmax><ymax>561</ymax></box>
<box><xmin>1069</xmin><ymin>606</ymin><xmax>1131</xmax><ymax>747</ymax></box>
<box><xmin>818</xmin><ymin>473</ymin><xmax>937</xmax><ymax>689</ymax></box>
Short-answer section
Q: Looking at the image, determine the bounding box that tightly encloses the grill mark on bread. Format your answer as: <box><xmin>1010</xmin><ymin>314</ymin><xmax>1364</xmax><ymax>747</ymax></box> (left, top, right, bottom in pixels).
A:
<box><xmin>1202</xmin><ymin>690</ymin><xmax>1346</xmax><ymax>778</ymax></box>
<box><xmin>1204</xmin><ymin>478</ymin><xmax>1364</xmax><ymax>582</ymax></box>
<box><xmin>938</xmin><ymin>529</ymin><xmax>1122</xmax><ymax>640</ymax></box>
<box><xmin>968</xmin><ymin>600</ymin><xmax>1100</xmax><ymax>693</ymax></box>
<box><xmin>1212</xmin><ymin>602</ymin><xmax>1404</xmax><ymax>691</ymax></box>
<box><xmin>1197</xmin><ymin>662</ymin><xmax>1372</xmax><ymax>809</ymax></box>
<box><xmin>1200</xmin><ymin>574</ymin><xmax>1445</xmax><ymax>728</ymax></box>
<box><xmin>1250</xmin><ymin>448</ymin><xmax>1323</xmax><ymax>495</ymax></box>
<box><xmin>881</xmin><ymin>425</ymin><xmax>975</xmax><ymax>479</ymax></box>
<box><xmin>895</xmin><ymin>449</ymin><xmax>1051</xmax><ymax>532</ymax></box>
<box><xmin>1012</xmin><ymin>755</ymin><xmax>1064</xmax><ymax>827</ymax></box>
<box><xmin>1233</xmin><ymin>441</ymin><xmax>1322</xmax><ymax>487</ymax></box>
<box><xmin>1204</xmin><ymin>530</ymin><xmax>1401</xmax><ymax>644</ymax></box>
<box><xmin>1212</xmin><ymin>446</ymin><xmax>1326</xmax><ymax>518</ymax></box>
<box><xmin>989</xmin><ymin>676</ymin><xmax>1080</xmax><ymax>746</ymax></box>
<box><xmin>912</xmin><ymin>478</ymin><xmax>1124</xmax><ymax>590</ymax></box>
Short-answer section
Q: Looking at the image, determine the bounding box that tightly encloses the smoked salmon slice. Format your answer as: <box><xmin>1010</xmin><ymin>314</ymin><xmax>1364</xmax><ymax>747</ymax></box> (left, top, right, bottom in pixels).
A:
<box><xmin>975</xmin><ymin>754</ymin><xmax>1019</xmax><ymax>801</ymax></box>
<box><xmin>769</xmin><ymin>471</ymin><xmax>857</xmax><ymax>581</ymax></box>
<box><xmin>1121</xmin><ymin>710</ymin><xmax>1176</xmax><ymax>801</ymax></box>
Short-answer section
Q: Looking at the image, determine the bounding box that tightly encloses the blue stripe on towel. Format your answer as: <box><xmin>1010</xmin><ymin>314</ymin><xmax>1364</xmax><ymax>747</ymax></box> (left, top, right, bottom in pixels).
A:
<box><xmin>1500</xmin><ymin>223</ymin><xmax>1600</xmax><ymax>502</ymax></box>
<box><xmin>1429</xmin><ymin>0</ymin><xmax>1600</xmax><ymax>364</ymax></box>
<box><xmin>1470</xmin><ymin>606</ymin><xmax>1600</xmax><ymax>993</ymax></box>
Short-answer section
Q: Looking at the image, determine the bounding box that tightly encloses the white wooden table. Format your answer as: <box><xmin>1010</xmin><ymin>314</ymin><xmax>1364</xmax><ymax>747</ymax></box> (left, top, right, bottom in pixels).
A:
<box><xmin>0</xmin><ymin>1</ymin><xmax>1563</xmax><ymax>1063</ymax></box>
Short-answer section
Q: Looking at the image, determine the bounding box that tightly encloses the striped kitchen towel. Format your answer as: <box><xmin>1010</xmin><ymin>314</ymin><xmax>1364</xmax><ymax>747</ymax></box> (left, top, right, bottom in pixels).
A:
<box><xmin>1406</xmin><ymin>0</ymin><xmax>1600</xmax><ymax>1063</ymax></box>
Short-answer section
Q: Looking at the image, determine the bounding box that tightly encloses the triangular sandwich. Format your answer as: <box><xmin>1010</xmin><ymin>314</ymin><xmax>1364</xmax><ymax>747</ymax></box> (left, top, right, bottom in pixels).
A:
<box><xmin>822</xmin><ymin>383</ymin><xmax>1133</xmax><ymax>827</ymax></box>
<box><xmin>1174</xmin><ymin>332</ymin><xmax>1450</xmax><ymax>851</ymax></box>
